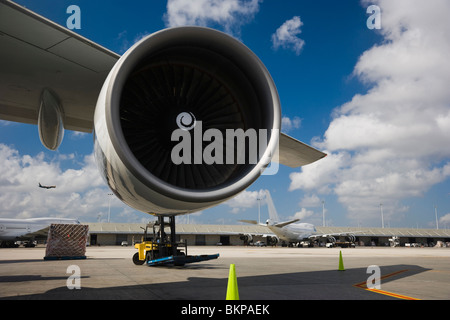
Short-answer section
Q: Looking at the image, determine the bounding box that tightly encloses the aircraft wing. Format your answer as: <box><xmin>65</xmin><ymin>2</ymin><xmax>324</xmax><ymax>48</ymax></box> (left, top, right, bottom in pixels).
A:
<box><xmin>0</xmin><ymin>0</ymin><xmax>119</xmax><ymax>132</ymax></box>
<box><xmin>238</xmin><ymin>220</ymin><xmax>258</xmax><ymax>225</ymax></box>
<box><xmin>237</xmin><ymin>219</ymin><xmax>300</xmax><ymax>228</ymax></box>
<box><xmin>21</xmin><ymin>226</ymin><xmax>52</xmax><ymax>239</ymax></box>
<box><xmin>308</xmin><ymin>231</ymin><xmax>362</xmax><ymax>240</ymax></box>
<box><xmin>273</xmin><ymin>219</ymin><xmax>300</xmax><ymax>228</ymax></box>
<box><xmin>274</xmin><ymin>133</ymin><xmax>327</xmax><ymax>167</ymax></box>
<box><xmin>0</xmin><ymin>0</ymin><xmax>325</xmax><ymax>167</ymax></box>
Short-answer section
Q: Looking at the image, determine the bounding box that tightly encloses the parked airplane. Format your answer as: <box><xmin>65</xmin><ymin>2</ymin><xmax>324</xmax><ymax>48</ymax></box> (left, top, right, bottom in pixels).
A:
<box><xmin>240</xmin><ymin>191</ymin><xmax>357</xmax><ymax>247</ymax></box>
<box><xmin>0</xmin><ymin>1</ymin><xmax>326</xmax><ymax>262</ymax></box>
<box><xmin>39</xmin><ymin>183</ymin><xmax>56</xmax><ymax>189</ymax></box>
<box><xmin>0</xmin><ymin>217</ymin><xmax>80</xmax><ymax>247</ymax></box>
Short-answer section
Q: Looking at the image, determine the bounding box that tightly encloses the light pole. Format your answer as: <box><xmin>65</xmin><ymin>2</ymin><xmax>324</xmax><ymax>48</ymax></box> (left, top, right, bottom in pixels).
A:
<box><xmin>435</xmin><ymin>205</ymin><xmax>439</xmax><ymax>230</ymax></box>
<box><xmin>322</xmin><ymin>200</ymin><xmax>325</xmax><ymax>227</ymax></box>
<box><xmin>257</xmin><ymin>197</ymin><xmax>261</xmax><ymax>224</ymax></box>
<box><xmin>380</xmin><ymin>203</ymin><xmax>384</xmax><ymax>228</ymax></box>
<box><xmin>108</xmin><ymin>193</ymin><xmax>113</xmax><ymax>223</ymax></box>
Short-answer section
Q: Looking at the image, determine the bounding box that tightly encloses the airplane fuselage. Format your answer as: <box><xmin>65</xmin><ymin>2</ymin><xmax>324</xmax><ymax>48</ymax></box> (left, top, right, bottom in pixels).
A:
<box><xmin>0</xmin><ymin>217</ymin><xmax>79</xmax><ymax>241</ymax></box>
<box><xmin>267</xmin><ymin>222</ymin><xmax>316</xmax><ymax>243</ymax></box>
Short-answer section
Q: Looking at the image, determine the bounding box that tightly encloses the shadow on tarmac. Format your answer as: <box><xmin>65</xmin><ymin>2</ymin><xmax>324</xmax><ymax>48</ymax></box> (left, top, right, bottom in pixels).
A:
<box><xmin>0</xmin><ymin>264</ymin><xmax>429</xmax><ymax>300</ymax></box>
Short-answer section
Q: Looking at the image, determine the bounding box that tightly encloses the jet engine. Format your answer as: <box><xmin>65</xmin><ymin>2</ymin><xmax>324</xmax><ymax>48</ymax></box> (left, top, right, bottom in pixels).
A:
<box><xmin>266</xmin><ymin>235</ymin><xmax>279</xmax><ymax>246</ymax></box>
<box><xmin>327</xmin><ymin>236</ymin><xmax>336</xmax><ymax>244</ymax></box>
<box><xmin>239</xmin><ymin>234</ymin><xmax>253</xmax><ymax>243</ymax></box>
<box><xmin>345</xmin><ymin>234</ymin><xmax>356</xmax><ymax>243</ymax></box>
<box><xmin>94</xmin><ymin>27</ymin><xmax>281</xmax><ymax>215</ymax></box>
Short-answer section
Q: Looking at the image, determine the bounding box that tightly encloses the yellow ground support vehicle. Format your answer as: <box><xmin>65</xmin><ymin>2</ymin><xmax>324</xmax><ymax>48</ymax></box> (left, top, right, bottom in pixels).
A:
<box><xmin>133</xmin><ymin>217</ymin><xmax>185</xmax><ymax>266</ymax></box>
<box><xmin>133</xmin><ymin>238</ymin><xmax>159</xmax><ymax>265</ymax></box>
<box><xmin>132</xmin><ymin>216</ymin><xmax>218</xmax><ymax>266</ymax></box>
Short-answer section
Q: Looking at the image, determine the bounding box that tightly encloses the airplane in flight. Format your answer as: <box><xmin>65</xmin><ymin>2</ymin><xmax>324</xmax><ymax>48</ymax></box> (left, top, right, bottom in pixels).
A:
<box><xmin>0</xmin><ymin>217</ymin><xmax>80</xmax><ymax>247</ymax></box>
<box><xmin>39</xmin><ymin>183</ymin><xmax>56</xmax><ymax>189</ymax></box>
<box><xmin>0</xmin><ymin>1</ymin><xmax>326</xmax><ymax>263</ymax></box>
<box><xmin>240</xmin><ymin>191</ymin><xmax>358</xmax><ymax>247</ymax></box>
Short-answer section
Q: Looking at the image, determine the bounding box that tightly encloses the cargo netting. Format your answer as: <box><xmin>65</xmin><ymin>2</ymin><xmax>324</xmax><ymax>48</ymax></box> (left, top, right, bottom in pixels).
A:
<box><xmin>44</xmin><ymin>224</ymin><xmax>89</xmax><ymax>259</ymax></box>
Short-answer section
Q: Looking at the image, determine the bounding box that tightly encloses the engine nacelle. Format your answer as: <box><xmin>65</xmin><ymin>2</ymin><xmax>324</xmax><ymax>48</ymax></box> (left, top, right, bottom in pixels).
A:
<box><xmin>327</xmin><ymin>236</ymin><xmax>336</xmax><ymax>244</ymax></box>
<box><xmin>94</xmin><ymin>27</ymin><xmax>281</xmax><ymax>215</ymax></box>
<box><xmin>266</xmin><ymin>235</ymin><xmax>279</xmax><ymax>246</ymax></box>
<box><xmin>239</xmin><ymin>234</ymin><xmax>253</xmax><ymax>243</ymax></box>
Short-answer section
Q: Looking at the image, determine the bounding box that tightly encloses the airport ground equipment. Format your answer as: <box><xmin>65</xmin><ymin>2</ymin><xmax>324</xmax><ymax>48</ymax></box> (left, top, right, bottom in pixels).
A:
<box><xmin>133</xmin><ymin>217</ymin><xmax>219</xmax><ymax>266</ymax></box>
<box><xmin>44</xmin><ymin>223</ymin><xmax>88</xmax><ymax>260</ymax></box>
<box><xmin>324</xmin><ymin>234</ymin><xmax>356</xmax><ymax>248</ymax></box>
<box><xmin>389</xmin><ymin>236</ymin><xmax>400</xmax><ymax>247</ymax></box>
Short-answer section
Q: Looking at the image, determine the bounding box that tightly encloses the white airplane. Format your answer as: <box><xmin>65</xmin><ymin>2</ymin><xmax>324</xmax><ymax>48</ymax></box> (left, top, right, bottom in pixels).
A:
<box><xmin>0</xmin><ymin>1</ymin><xmax>326</xmax><ymax>262</ymax></box>
<box><xmin>0</xmin><ymin>217</ymin><xmax>80</xmax><ymax>247</ymax></box>
<box><xmin>240</xmin><ymin>191</ymin><xmax>357</xmax><ymax>247</ymax></box>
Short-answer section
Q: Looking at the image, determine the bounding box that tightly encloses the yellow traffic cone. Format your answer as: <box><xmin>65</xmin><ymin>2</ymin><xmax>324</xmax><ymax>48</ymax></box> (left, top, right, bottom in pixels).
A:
<box><xmin>226</xmin><ymin>264</ymin><xmax>239</xmax><ymax>300</ymax></box>
<box><xmin>338</xmin><ymin>250</ymin><xmax>345</xmax><ymax>271</ymax></box>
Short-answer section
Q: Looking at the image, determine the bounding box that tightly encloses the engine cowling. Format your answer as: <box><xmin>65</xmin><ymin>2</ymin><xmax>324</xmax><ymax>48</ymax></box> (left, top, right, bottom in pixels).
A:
<box><xmin>239</xmin><ymin>234</ymin><xmax>253</xmax><ymax>243</ymax></box>
<box><xmin>266</xmin><ymin>235</ymin><xmax>279</xmax><ymax>246</ymax></box>
<box><xmin>345</xmin><ymin>234</ymin><xmax>356</xmax><ymax>243</ymax></box>
<box><xmin>94</xmin><ymin>27</ymin><xmax>281</xmax><ymax>215</ymax></box>
<box><xmin>327</xmin><ymin>236</ymin><xmax>336</xmax><ymax>244</ymax></box>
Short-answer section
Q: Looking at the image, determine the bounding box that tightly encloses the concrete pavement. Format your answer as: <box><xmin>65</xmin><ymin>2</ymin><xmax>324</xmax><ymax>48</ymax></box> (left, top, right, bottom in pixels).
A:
<box><xmin>0</xmin><ymin>246</ymin><xmax>449</xmax><ymax>300</ymax></box>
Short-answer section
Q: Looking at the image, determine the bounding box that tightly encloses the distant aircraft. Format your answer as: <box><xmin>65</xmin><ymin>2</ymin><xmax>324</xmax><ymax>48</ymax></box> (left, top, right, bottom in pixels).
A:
<box><xmin>240</xmin><ymin>191</ymin><xmax>358</xmax><ymax>247</ymax></box>
<box><xmin>39</xmin><ymin>183</ymin><xmax>56</xmax><ymax>189</ymax></box>
<box><xmin>0</xmin><ymin>217</ymin><xmax>80</xmax><ymax>247</ymax></box>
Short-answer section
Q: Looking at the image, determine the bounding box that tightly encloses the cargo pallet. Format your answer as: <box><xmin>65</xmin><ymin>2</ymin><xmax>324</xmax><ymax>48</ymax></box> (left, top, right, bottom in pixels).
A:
<box><xmin>44</xmin><ymin>255</ymin><xmax>87</xmax><ymax>260</ymax></box>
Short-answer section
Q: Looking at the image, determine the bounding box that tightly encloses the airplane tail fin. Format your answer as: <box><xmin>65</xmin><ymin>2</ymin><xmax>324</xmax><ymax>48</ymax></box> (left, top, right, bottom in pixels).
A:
<box><xmin>264</xmin><ymin>190</ymin><xmax>301</xmax><ymax>227</ymax></box>
<box><xmin>265</xmin><ymin>190</ymin><xmax>280</xmax><ymax>223</ymax></box>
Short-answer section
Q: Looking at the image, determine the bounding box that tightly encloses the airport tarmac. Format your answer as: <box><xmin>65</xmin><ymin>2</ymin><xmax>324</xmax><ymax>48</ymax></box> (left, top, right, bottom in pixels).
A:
<box><xmin>0</xmin><ymin>246</ymin><xmax>449</xmax><ymax>301</ymax></box>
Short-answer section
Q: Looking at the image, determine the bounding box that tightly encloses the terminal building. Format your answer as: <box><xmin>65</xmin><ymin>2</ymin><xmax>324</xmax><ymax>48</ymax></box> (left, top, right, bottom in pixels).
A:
<box><xmin>85</xmin><ymin>222</ymin><xmax>450</xmax><ymax>247</ymax></box>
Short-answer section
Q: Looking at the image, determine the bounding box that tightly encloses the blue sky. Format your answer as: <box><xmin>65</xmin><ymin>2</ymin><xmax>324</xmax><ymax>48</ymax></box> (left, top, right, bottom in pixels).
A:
<box><xmin>2</xmin><ymin>0</ymin><xmax>450</xmax><ymax>228</ymax></box>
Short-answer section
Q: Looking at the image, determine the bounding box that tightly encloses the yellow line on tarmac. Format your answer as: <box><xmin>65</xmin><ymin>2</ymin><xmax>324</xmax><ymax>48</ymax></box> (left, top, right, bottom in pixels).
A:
<box><xmin>353</xmin><ymin>269</ymin><xmax>420</xmax><ymax>300</ymax></box>
<box><xmin>365</xmin><ymin>288</ymin><xmax>419</xmax><ymax>300</ymax></box>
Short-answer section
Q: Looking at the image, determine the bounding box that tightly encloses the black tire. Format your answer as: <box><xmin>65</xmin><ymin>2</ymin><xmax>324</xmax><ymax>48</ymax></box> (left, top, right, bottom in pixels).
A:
<box><xmin>132</xmin><ymin>252</ymin><xmax>145</xmax><ymax>265</ymax></box>
<box><xmin>174</xmin><ymin>252</ymin><xmax>186</xmax><ymax>266</ymax></box>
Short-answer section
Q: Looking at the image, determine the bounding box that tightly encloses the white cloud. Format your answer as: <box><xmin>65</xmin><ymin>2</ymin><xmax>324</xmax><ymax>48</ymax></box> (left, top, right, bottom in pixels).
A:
<box><xmin>281</xmin><ymin>116</ymin><xmax>302</xmax><ymax>133</ymax></box>
<box><xmin>289</xmin><ymin>151</ymin><xmax>350</xmax><ymax>194</ymax></box>
<box><xmin>439</xmin><ymin>213</ymin><xmax>450</xmax><ymax>227</ymax></box>
<box><xmin>0</xmin><ymin>144</ymin><xmax>123</xmax><ymax>221</ymax></box>
<box><xmin>224</xmin><ymin>189</ymin><xmax>266</xmax><ymax>213</ymax></box>
<box><xmin>115</xmin><ymin>30</ymin><xmax>152</xmax><ymax>54</ymax></box>
<box><xmin>291</xmin><ymin>0</ymin><xmax>450</xmax><ymax>225</ymax></box>
<box><xmin>271</xmin><ymin>16</ymin><xmax>305</xmax><ymax>55</ymax></box>
<box><xmin>292</xmin><ymin>207</ymin><xmax>314</xmax><ymax>220</ymax></box>
<box><xmin>299</xmin><ymin>194</ymin><xmax>321</xmax><ymax>207</ymax></box>
<box><xmin>164</xmin><ymin>0</ymin><xmax>261</xmax><ymax>36</ymax></box>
